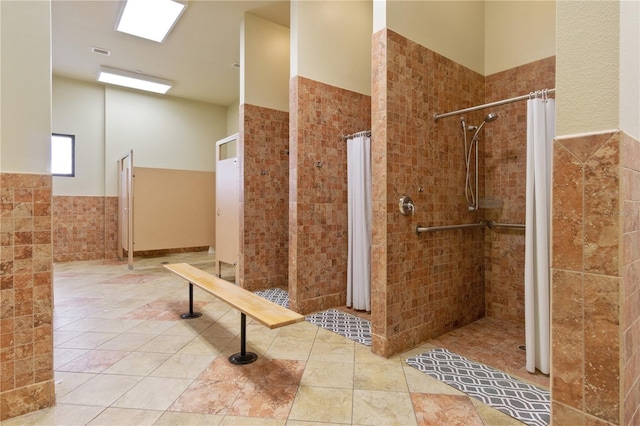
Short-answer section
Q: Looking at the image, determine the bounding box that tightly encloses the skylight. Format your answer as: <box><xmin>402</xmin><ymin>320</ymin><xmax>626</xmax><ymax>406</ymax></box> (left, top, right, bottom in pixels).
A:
<box><xmin>116</xmin><ymin>0</ymin><xmax>187</xmax><ymax>43</ymax></box>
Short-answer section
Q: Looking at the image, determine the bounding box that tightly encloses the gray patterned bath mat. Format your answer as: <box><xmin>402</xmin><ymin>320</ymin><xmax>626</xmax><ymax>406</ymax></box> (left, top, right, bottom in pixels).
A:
<box><xmin>305</xmin><ymin>309</ymin><xmax>371</xmax><ymax>346</ymax></box>
<box><xmin>253</xmin><ymin>288</ymin><xmax>289</xmax><ymax>308</ymax></box>
<box><xmin>406</xmin><ymin>348</ymin><xmax>549</xmax><ymax>426</ymax></box>
<box><xmin>253</xmin><ymin>289</ymin><xmax>372</xmax><ymax>346</ymax></box>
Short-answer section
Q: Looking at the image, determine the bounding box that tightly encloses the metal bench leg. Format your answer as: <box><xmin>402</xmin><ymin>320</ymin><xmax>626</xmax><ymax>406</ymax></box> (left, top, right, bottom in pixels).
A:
<box><xmin>180</xmin><ymin>283</ymin><xmax>203</xmax><ymax>319</ymax></box>
<box><xmin>229</xmin><ymin>313</ymin><xmax>257</xmax><ymax>365</ymax></box>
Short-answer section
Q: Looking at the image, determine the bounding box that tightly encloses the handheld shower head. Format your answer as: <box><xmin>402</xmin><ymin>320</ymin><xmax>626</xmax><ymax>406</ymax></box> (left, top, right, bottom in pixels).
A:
<box><xmin>471</xmin><ymin>112</ymin><xmax>499</xmax><ymax>140</ymax></box>
<box><xmin>485</xmin><ymin>112</ymin><xmax>498</xmax><ymax>123</ymax></box>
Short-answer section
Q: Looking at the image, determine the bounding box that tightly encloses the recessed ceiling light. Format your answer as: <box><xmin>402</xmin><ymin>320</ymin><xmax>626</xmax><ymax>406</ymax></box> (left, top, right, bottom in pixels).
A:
<box><xmin>116</xmin><ymin>0</ymin><xmax>187</xmax><ymax>43</ymax></box>
<box><xmin>97</xmin><ymin>66</ymin><xmax>173</xmax><ymax>94</ymax></box>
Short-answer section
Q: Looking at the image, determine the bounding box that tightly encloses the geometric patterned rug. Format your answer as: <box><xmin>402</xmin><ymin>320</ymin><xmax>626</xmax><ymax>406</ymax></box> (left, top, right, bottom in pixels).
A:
<box><xmin>305</xmin><ymin>309</ymin><xmax>372</xmax><ymax>346</ymax></box>
<box><xmin>253</xmin><ymin>288</ymin><xmax>290</xmax><ymax>309</ymax></box>
<box><xmin>406</xmin><ymin>348</ymin><xmax>550</xmax><ymax>426</ymax></box>
<box><xmin>253</xmin><ymin>289</ymin><xmax>372</xmax><ymax>346</ymax></box>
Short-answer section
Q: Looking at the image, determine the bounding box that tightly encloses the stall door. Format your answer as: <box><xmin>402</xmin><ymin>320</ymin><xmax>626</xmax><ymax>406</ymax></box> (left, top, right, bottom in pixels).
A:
<box><xmin>215</xmin><ymin>134</ymin><xmax>239</xmax><ymax>278</ymax></box>
<box><xmin>117</xmin><ymin>150</ymin><xmax>134</xmax><ymax>269</ymax></box>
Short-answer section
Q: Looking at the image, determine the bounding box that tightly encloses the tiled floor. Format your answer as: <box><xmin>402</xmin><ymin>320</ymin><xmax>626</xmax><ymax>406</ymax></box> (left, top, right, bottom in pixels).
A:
<box><xmin>3</xmin><ymin>251</ymin><xmax>543</xmax><ymax>425</ymax></box>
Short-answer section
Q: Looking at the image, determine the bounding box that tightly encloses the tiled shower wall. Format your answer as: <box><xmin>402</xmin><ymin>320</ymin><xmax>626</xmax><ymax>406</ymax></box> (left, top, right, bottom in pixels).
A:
<box><xmin>289</xmin><ymin>76</ymin><xmax>371</xmax><ymax>314</ymax></box>
<box><xmin>551</xmin><ymin>131</ymin><xmax>640</xmax><ymax>425</ymax></box>
<box><xmin>239</xmin><ymin>104</ymin><xmax>290</xmax><ymax>292</ymax></box>
<box><xmin>0</xmin><ymin>173</ymin><xmax>55</xmax><ymax>420</ymax></box>
<box><xmin>483</xmin><ymin>57</ymin><xmax>556</xmax><ymax>324</ymax></box>
<box><xmin>371</xmin><ymin>29</ymin><xmax>486</xmax><ymax>357</ymax></box>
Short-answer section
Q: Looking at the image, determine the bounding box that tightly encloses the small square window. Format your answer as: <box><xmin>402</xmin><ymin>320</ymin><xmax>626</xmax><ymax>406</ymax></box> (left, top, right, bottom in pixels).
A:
<box><xmin>51</xmin><ymin>133</ymin><xmax>75</xmax><ymax>177</ymax></box>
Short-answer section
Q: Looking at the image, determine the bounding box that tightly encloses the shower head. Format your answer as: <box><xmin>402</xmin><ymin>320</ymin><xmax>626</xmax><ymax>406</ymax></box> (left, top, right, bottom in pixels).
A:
<box><xmin>471</xmin><ymin>112</ymin><xmax>498</xmax><ymax>141</ymax></box>
<box><xmin>485</xmin><ymin>112</ymin><xmax>498</xmax><ymax>123</ymax></box>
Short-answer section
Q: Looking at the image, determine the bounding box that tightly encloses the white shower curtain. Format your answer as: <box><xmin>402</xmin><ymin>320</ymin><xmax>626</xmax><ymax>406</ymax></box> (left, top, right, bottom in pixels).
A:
<box><xmin>524</xmin><ymin>95</ymin><xmax>555</xmax><ymax>374</ymax></box>
<box><xmin>347</xmin><ymin>134</ymin><xmax>372</xmax><ymax>312</ymax></box>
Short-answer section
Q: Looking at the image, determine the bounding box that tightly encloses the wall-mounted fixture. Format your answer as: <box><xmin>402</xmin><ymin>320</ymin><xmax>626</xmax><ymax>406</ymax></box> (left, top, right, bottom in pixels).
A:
<box><xmin>116</xmin><ymin>0</ymin><xmax>187</xmax><ymax>43</ymax></box>
<box><xmin>399</xmin><ymin>195</ymin><xmax>415</xmax><ymax>216</ymax></box>
<box><xmin>97</xmin><ymin>66</ymin><xmax>173</xmax><ymax>94</ymax></box>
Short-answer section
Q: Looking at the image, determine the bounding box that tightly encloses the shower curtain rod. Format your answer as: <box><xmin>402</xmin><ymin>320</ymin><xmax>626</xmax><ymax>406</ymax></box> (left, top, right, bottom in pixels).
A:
<box><xmin>433</xmin><ymin>88</ymin><xmax>556</xmax><ymax>121</ymax></box>
<box><xmin>342</xmin><ymin>130</ymin><xmax>371</xmax><ymax>141</ymax></box>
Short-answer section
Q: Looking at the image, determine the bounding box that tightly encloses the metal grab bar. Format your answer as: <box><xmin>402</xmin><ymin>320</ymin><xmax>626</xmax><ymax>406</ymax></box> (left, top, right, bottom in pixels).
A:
<box><xmin>416</xmin><ymin>222</ymin><xmax>486</xmax><ymax>234</ymax></box>
<box><xmin>487</xmin><ymin>220</ymin><xmax>525</xmax><ymax>229</ymax></box>
<box><xmin>416</xmin><ymin>220</ymin><xmax>525</xmax><ymax>234</ymax></box>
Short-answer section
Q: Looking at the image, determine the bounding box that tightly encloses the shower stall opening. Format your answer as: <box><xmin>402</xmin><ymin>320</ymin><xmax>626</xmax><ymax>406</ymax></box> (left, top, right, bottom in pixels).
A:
<box><xmin>423</xmin><ymin>85</ymin><xmax>555</xmax><ymax>389</ymax></box>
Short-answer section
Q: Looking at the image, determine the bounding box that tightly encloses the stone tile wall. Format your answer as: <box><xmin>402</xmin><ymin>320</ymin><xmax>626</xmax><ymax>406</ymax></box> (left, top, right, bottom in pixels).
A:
<box><xmin>289</xmin><ymin>76</ymin><xmax>371</xmax><ymax>314</ymax></box>
<box><xmin>0</xmin><ymin>173</ymin><xmax>55</xmax><ymax>421</ymax></box>
<box><xmin>551</xmin><ymin>130</ymin><xmax>640</xmax><ymax>425</ymax></box>
<box><xmin>371</xmin><ymin>29</ymin><xmax>486</xmax><ymax>356</ymax></box>
<box><xmin>483</xmin><ymin>57</ymin><xmax>556</xmax><ymax>324</ymax></box>
<box><xmin>239</xmin><ymin>104</ymin><xmax>290</xmax><ymax>292</ymax></box>
<box><xmin>52</xmin><ymin>196</ymin><xmax>108</xmax><ymax>262</ymax></box>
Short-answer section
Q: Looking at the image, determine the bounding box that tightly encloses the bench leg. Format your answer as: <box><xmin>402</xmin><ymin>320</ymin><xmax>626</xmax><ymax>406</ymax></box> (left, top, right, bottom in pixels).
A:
<box><xmin>229</xmin><ymin>313</ymin><xmax>258</xmax><ymax>365</ymax></box>
<box><xmin>180</xmin><ymin>283</ymin><xmax>203</xmax><ymax>319</ymax></box>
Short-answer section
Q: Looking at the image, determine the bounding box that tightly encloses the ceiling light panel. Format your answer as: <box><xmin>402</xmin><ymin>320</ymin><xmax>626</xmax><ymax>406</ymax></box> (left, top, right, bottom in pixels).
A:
<box><xmin>98</xmin><ymin>66</ymin><xmax>173</xmax><ymax>94</ymax></box>
<box><xmin>116</xmin><ymin>0</ymin><xmax>187</xmax><ymax>43</ymax></box>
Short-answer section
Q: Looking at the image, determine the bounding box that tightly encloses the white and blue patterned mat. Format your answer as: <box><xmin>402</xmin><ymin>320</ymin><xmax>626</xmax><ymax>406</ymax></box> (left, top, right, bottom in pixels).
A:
<box><xmin>253</xmin><ymin>289</ymin><xmax>372</xmax><ymax>346</ymax></box>
<box><xmin>406</xmin><ymin>348</ymin><xmax>550</xmax><ymax>426</ymax></box>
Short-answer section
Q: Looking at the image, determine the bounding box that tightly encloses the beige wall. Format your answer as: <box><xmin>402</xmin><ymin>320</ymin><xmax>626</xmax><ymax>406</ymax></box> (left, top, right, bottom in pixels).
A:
<box><xmin>556</xmin><ymin>1</ymin><xmax>620</xmax><ymax>136</ymax></box>
<box><xmin>381</xmin><ymin>1</ymin><xmax>485</xmax><ymax>75</ymax></box>
<box><xmin>291</xmin><ymin>0</ymin><xmax>372</xmax><ymax>95</ymax></box>
<box><xmin>0</xmin><ymin>1</ymin><xmax>51</xmax><ymax>174</ymax></box>
<box><xmin>104</xmin><ymin>87</ymin><xmax>227</xmax><ymax>196</ymax></box>
<box><xmin>620</xmin><ymin>0</ymin><xmax>640</xmax><ymax>140</ymax></box>
<box><xmin>52</xmin><ymin>76</ymin><xmax>105</xmax><ymax>196</ymax></box>
<box><xmin>241</xmin><ymin>13</ymin><xmax>290</xmax><ymax>112</ymax></box>
<box><xmin>227</xmin><ymin>101</ymin><xmax>240</xmax><ymax>135</ymax></box>
<box><xmin>484</xmin><ymin>1</ymin><xmax>555</xmax><ymax>75</ymax></box>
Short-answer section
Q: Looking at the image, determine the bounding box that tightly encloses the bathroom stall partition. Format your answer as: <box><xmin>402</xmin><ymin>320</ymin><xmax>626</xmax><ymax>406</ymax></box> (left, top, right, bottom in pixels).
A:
<box><xmin>117</xmin><ymin>150</ymin><xmax>216</xmax><ymax>269</ymax></box>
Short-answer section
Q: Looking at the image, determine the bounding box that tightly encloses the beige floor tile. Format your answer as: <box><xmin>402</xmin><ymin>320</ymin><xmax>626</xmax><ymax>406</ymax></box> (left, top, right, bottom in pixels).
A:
<box><xmin>308</xmin><ymin>342</ymin><xmax>355</xmax><ymax>363</ymax></box>
<box><xmin>54</xmin><ymin>371</ymin><xmax>96</xmax><ymax>398</ymax></box>
<box><xmin>53</xmin><ymin>330</ymin><xmax>85</xmax><ymax>345</ymax></box>
<box><xmin>113</xmin><ymin>376</ymin><xmax>193</xmax><ymax>410</ymax></box>
<box><xmin>153</xmin><ymin>411</ymin><xmax>224</xmax><ymax>425</ymax></box>
<box><xmin>265</xmin><ymin>337</ymin><xmax>313</xmax><ymax>360</ymax></box>
<box><xmin>136</xmin><ymin>333</ymin><xmax>195</xmax><ymax>353</ymax></box>
<box><xmin>87</xmin><ymin>407</ymin><xmax>163</xmax><ymax>425</ymax></box>
<box><xmin>87</xmin><ymin>318</ymin><xmax>146</xmax><ymax>333</ymax></box>
<box><xmin>161</xmin><ymin>320</ymin><xmax>213</xmax><ymax>336</ymax></box>
<box><xmin>285</xmin><ymin>422</ymin><xmax>350</xmax><ymax>426</ymax></box>
<box><xmin>276</xmin><ymin>322</ymin><xmax>319</xmax><ymax>342</ymax></box>
<box><xmin>53</xmin><ymin>347</ymin><xmax>88</xmax><ymax>369</ymax></box>
<box><xmin>103</xmin><ymin>351</ymin><xmax>172</xmax><ymax>376</ymax></box>
<box><xmin>178</xmin><ymin>335</ymin><xmax>232</xmax><ymax>356</ymax></box>
<box><xmin>58</xmin><ymin>374</ymin><xmax>142</xmax><ymax>406</ymax></box>
<box><xmin>221</xmin><ymin>415</ymin><xmax>286</xmax><ymax>425</ymax></box>
<box><xmin>150</xmin><ymin>352</ymin><xmax>216</xmax><ymax>378</ymax></box>
<box><xmin>96</xmin><ymin>332</ymin><xmax>156</xmax><ymax>351</ymax></box>
<box><xmin>288</xmin><ymin>386</ymin><xmax>353</xmax><ymax>424</ymax></box>
<box><xmin>200</xmin><ymin>322</ymin><xmax>238</xmax><ymax>339</ymax></box>
<box><xmin>353</xmin><ymin>363</ymin><xmax>408</xmax><ymax>392</ymax></box>
<box><xmin>56</xmin><ymin>331</ymin><xmax>120</xmax><ymax>349</ymax></box>
<box><xmin>299</xmin><ymin>360</ymin><xmax>353</xmax><ymax>388</ymax></box>
<box><xmin>0</xmin><ymin>404</ymin><xmax>105</xmax><ymax>426</ymax></box>
<box><xmin>352</xmin><ymin>389</ymin><xmax>417</xmax><ymax>426</ymax></box>
<box><xmin>126</xmin><ymin>320</ymin><xmax>176</xmax><ymax>335</ymax></box>
<box><xmin>313</xmin><ymin>327</ymin><xmax>351</xmax><ymax>344</ymax></box>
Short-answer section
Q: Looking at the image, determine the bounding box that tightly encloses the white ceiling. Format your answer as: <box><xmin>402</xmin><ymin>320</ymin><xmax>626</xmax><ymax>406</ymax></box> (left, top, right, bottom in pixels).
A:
<box><xmin>52</xmin><ymin>0</ymin><xmax>290</xmax><ymax>106</ymax></box>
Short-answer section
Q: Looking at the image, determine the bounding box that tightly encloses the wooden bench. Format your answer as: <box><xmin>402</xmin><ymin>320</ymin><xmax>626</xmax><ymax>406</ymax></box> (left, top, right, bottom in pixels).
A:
<box><xmin>163</xmin><ymin>263</ymin><xmax>304</xmax><ymax>365</ymax></box>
